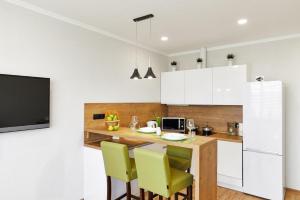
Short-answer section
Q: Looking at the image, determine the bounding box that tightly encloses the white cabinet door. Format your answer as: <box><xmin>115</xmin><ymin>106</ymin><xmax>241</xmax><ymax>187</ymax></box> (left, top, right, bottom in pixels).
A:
<box><xmin>185</xmin><ymin>68</ymin><xmax>213</xmax><ymax>105</ymax></box>
<box><xmin>243</xmin><ymin>151</ymin><xmax>284</xmax><ymax>200</ymax></box>
<box><xmin>217</xmin><ymin>141</ymin><xmax>243</xmax><ymax>191</ymax></box>
<box><xmin>243</xmin><ymin>81</ymin><xmax>284</xmax><ymax>155</ymax></box>
<box><xmin>213</xmin><ymin>65</ymin><xmax>247</xmax><ymax>105</ymax></box>
<box><xmin>161</xmin><ymin>71</ymin><xmax>185</xmax><ymax>104</ymax></box>
<box><xmin>84</xmin><ymin>147</ymin><xmax>138</xmax><ymax>200</ymax></box>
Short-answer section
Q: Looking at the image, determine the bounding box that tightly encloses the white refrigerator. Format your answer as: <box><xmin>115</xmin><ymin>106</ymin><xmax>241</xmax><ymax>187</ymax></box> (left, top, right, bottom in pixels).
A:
<box><xmin>243</xmin><ymin>81</ymin><xmax>285</xmax><ymax>200</ymax></box>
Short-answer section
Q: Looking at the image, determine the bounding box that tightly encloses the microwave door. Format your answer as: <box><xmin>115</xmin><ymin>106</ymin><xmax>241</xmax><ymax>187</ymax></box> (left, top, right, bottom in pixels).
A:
<box><xmin>163</xmin><ymin>119</ymin><xmax>178</xmax><ymax>131</ymax></box>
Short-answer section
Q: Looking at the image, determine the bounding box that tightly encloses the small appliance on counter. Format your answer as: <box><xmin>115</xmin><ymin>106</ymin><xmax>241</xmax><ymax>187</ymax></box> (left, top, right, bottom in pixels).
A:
<box><xmin>227</xmin><ymin>122</ymin><xmax>239</xmax><ymax>135</ymax></box>
<box><xmin>201</xmin><ymin>124</ymin><xmax>213</xmax><ymax>136</ymax></box>
<box><xmin>147</xmin><ymin>120</ymin><xmax>158</xmax><ymax>128</ymax></box>
<box><xmin>161</xmin><ymin>117</ymin><xmax>185</xmax><ymax>133</ymax></box>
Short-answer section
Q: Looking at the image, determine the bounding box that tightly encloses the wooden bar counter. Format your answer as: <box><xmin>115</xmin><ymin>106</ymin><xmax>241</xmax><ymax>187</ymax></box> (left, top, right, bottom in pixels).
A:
<box><xmin>86</xmin><ymin>127</ymin><xmax>217</xmax><ymax>200</ymax></box>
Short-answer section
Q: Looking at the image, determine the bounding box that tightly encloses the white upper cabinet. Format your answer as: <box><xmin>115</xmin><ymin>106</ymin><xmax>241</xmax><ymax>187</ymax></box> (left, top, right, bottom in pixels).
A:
<box><xmin>185</xmin><ymin>68</ymin><xmax>213</xmax><ymax>105</ymax></box>
<box><xmin>161</xmin><ymin>71</ymin><xmax>185</xmax><ymax>104</ymax></box>
<box><xmin>212</xmin><ymin>65</ymin><xmax>247</xmax><ymax>105</ymax></box>
<box><xmin>161</xmin><ymin>65</ymin><xmax>247</xmax><ymax>105</ymax></box>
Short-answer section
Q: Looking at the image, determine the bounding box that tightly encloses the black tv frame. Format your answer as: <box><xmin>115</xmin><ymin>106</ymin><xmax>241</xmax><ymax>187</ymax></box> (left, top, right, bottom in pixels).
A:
<box><xmin>0</xmin><ymin>74</ymin><xmax>50</xmax><ymax>133</ymax></box>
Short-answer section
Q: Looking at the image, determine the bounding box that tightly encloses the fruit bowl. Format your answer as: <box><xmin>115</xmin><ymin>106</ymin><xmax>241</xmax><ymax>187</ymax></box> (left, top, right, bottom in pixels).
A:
<box><xmin>105</xmin><ymin>120</ymin><xmax>120</xmax><ymax>131</ymax></box>
<box><xmin>105</xmin><ymin>111</ymin><xmax>120</xmax><ymax>131</ymax></box>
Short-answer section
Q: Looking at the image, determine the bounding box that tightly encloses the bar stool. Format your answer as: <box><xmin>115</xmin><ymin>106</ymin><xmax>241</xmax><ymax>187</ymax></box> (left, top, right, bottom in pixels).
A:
<box><xmin>134</xmin><ymin>148</ymin><xmax>193</xmax><ymax>200</ymax></box>
<box><xmin>167</xmin><ymin>145</ymin><xmax>193</xmax><ymax>199</ymax></box>
<box><xmin>166</xmin><ymin>145</ymin><xmax>193</xmax><ymax>173</ymax></box>
<box><xmin>101</xmin><ymin>141</ymin><xmax>139</xmax><ymax>200</ymax></box>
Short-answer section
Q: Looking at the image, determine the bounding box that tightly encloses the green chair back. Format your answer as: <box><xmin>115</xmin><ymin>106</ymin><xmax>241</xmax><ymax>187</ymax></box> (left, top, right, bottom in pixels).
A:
<box><xmin>166</xmin><ymin>145</ymin><xmax>193</xmax><ymax>160</ymax></box>
<box><xmin>101</xmin><ymin>141</ymin><xmax>133</xmax><ymax>182</ymax></box>
<box><xmin>134</xmin><ymin>148</ymin><xmax>171</xmax><ymax>197</ymax></box>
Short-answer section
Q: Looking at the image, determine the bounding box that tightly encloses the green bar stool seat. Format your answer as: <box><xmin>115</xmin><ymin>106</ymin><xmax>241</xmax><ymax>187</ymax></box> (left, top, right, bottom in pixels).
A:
<box><xmin>166</xmin><ymin>145</ymin><xmax>193</xmax><ymax>172</ymax></box>
<box><xmin>101</xmin><ymin>141</ymin><xmax>139</xmax><ymax>200</ymax></box>
<box><xmin>134</xmin><ymin>148</ymin><xmax>193</xmax><ymax>200</ymax></box>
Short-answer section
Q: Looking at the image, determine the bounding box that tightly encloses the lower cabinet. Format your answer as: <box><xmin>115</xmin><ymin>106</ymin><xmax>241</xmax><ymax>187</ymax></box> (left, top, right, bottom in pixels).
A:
<box><xmin>84</xmin><ymin>147</ymin><xmax>139</xmax><ymax>200</ymax></box>
<box><xmin>217</xmin><ymin>141</ymin><xmax>243</xmax><ymax>191</ymax></box>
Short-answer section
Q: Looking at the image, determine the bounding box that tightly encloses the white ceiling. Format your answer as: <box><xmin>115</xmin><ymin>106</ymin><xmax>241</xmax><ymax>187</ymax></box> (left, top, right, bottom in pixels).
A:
<box><xmin>17</xmin><ymin>0</ymin><xmax>300</xmax><ymax>54</ymax></box>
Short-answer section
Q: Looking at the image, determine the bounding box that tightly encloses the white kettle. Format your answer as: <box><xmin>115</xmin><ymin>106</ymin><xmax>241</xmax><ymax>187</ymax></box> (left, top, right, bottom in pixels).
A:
<box><xmin>147</xmin><ymin>121</ymin><xmax>158</xmax><ymax>128</ymax></box>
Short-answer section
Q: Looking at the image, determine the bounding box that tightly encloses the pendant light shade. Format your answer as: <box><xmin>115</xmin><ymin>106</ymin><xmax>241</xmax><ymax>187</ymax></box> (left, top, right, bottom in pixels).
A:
<box><xmin>144</xmin><ymin>67</ymin><xmax>156</xmax><ymax>79</ymax></box>
<box><xmin>130</xmin><ymin>68</ymin><xmax>142</xmax><ymax>79</ymax></box>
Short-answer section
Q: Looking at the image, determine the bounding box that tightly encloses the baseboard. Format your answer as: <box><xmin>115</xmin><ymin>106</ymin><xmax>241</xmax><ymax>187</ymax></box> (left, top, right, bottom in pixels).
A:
<box><xmin>217</xmin><ymin>174</ymin><xmax>243</xmax><ymax>192</ymax></box>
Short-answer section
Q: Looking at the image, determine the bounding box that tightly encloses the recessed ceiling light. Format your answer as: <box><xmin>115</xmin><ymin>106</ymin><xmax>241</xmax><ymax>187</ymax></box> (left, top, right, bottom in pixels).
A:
<box><xmin>237</xmin><ymin>18</ymin><xmax>248</xmax><ymax>25</ymax></box>
<box><xmin>161</xmin><ymin>36</ymin><xmax>168</xmax><ymax>41</ymax></box>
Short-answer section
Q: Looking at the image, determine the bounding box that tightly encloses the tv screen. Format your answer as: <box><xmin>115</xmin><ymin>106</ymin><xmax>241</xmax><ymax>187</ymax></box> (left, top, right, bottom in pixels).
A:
<box><xmin>0</xmin><ymin>74</ymin><xmax>50</xmax><ymax>133</ymax></box>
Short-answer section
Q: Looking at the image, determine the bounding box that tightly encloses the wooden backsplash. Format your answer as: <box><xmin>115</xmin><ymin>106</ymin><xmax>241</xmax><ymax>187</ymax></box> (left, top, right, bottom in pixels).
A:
<box><xmin>84</xmin><ymin>103</ymin><xmax>242</xmax><ymax>133</ymax></box>
<box><xmin>167</xmin><ymin>105</ymin><xmax>243</xmax><ymax>133</ymax></box>
<box><xmin>84</xmin><ymin>103</ymin><xmax>167</xmax><ymax>130</ymax></box>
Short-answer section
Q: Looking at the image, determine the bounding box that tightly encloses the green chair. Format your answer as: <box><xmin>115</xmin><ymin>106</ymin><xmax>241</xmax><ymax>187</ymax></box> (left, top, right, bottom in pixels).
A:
<box><xmin>166</xmin><ymin>145</ymin><xmax>193</xmax><ymax>172</ymax></box>
<box><xmin>134</xmin><ymin>148</ymin><xmax>193</xmax><ymax>200</ymax></box>
<box><xmin>101</xmin><ymin>141</ymin><xmax>139</xmax><ymax>200</ymax></box>
<box><xmin>166</xmin><ymin>145</ymin><xmax>193</xmax><ymax>199</ymax></box>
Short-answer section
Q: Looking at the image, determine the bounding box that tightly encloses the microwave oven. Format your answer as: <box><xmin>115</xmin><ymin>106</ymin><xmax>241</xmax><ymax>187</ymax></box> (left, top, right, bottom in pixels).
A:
<box><xmin>161</xmin><ymin>117</ymin><xmax>185</xmax><ymax>132</ymax></box>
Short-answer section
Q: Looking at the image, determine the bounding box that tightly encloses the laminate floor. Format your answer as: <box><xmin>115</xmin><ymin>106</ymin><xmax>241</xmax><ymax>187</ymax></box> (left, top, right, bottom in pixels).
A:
<box><xmin>144</xmin><ymin>186</ymin><xmax>300</xmax><ymax>200</ymax></box>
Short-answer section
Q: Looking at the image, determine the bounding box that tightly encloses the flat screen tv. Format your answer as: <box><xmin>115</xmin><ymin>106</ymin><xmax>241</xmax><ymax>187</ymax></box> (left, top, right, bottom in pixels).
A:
<box><xmin>0</xmin><ymin>74</ymin><xmax>50</xmax><ymax>133</ymax></box>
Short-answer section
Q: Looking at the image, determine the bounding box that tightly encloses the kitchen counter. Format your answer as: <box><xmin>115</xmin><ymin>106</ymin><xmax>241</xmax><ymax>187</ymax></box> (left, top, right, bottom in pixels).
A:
<box><xmin>209</xmin><ymin>132</ymin><xmax>243</xmax><ymax>143</ymax></box>
<box><xmin>84</xmin><ymin>131</ymin><xmax>151</xmax><ymax>150</ymax></box>
<box><xmin>85</xmin><ymin>127</ymin><xmax>217</xmax><ymax>200</ymax></box>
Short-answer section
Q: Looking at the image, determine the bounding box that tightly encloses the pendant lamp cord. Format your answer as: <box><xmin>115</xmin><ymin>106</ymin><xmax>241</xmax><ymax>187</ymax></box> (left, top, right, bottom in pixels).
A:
<box><xmin>148</xmin><ymin>18</ymin><xmax>151</xmax><ymax>68</ymax></box>
<box><xmin>135</xmin><ymin>22</ymin><xmax>138</xmax><ymax>68</ymax></box>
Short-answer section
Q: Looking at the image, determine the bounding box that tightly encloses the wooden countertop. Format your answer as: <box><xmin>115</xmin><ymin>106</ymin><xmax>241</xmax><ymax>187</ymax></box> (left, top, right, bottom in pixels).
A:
<box><xmin>209</xmin><ymin>132</ymin><xmax>243</xmax><ymax>143</ymax></box>
<box><xmin>84</xmin><ymin>132</ymin><xmax>151</xmax><ymax>150</ymax></box>
<box><xmin>85</xmin><ymin>127</ymin><xmax>216</xmax><ymax>149</ymax></box>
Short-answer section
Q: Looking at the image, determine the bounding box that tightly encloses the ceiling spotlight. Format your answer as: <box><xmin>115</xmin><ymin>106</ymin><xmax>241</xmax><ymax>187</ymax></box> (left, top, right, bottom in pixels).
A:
<box><xmin>237</xmin><ymin>18</ymin><xmax>248</xmax><ymax>25</ymax></box>
<box><xmin>161</xmin><ymin>36</ymin><xmax>168</xmax><ymax>41</ymax></box>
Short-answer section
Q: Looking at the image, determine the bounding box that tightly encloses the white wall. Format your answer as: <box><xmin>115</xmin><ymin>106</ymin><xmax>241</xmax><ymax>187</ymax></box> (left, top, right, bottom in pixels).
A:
<box><xmin>0</xmin><ymin>2</ymin><xmax>168</xmax><ymax>200</ymax></box>
<box><xmin>170</xmin><ymin>37</ymin><xmax>300</xmax><ymax>190</ymax></box>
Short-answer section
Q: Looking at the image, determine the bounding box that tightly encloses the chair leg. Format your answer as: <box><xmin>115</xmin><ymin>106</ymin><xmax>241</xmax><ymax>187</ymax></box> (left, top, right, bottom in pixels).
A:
<box><xmin>175</xmin><ymin>193</ymin><xmax>179</xmax><ymax>200</ymax></box>
<box><xmin>140</xmin><ymin>189</ymin><xmax>145</xmax><ymax>200</ymax></box>
<box><xmin>148</xmin><ymin>191</ymin><xmax>153</xmax><ymax>200</ymax></box>
<box><xmin>159</xmin><ymin>195</ymin><xmax>163</xmax><ymax>200</ymax></box>
<box><xmin>106</xmin><ymin>176</ymin><xmax>111</xmax><ymax>200</ymax></box>
<box><xmin>188</xmin><ymin>185</ymin><xmax>193</xmax><ymax>200</ymax></box>
<box><xmin>186</xmin><ymin>168</ymin><xmax>191</xmax><ymax>199</ymax></box>
<box><xmin>126</xmin><ymin>182</ymin><xmax>131</xmax><ymax>200</ymax></box>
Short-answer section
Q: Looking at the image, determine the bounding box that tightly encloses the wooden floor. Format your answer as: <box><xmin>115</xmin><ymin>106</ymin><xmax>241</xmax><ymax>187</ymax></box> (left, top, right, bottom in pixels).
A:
<box><xmin>145</xmin><ymin>187</ymin><xmax>300</xmax><ymax>200</ymax></box>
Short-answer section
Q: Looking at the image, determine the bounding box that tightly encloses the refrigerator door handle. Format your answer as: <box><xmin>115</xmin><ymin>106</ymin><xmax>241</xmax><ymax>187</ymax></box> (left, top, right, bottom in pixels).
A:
<box><xmin>244</xmin><ymin>148</ymin><xmax>282</xmax><ymax>156</ymax></box>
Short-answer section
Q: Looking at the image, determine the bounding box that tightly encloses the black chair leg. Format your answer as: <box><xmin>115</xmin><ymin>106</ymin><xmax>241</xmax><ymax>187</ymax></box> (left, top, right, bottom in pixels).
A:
<box><xmin>106</xmin><ymin>176</ymin><xmax>111</xmax><ymax>200</ymax></box>
<box><xmin>159</xmin><ymin>195</ymin><xmax>163</xmax><ymax>200</ymax></box>
<box><xmin>175</xmin><ymin>192</ymin><xmax>179</xmax><ymax>200</ymax></box>
<box><xmin>126</xmin><ymin>182</ymin><xmax>131</xmax><ymax>200</ymax></box>
<box><xmin>186</xmin><ymin>168</ymin><xmax>191</xmax><ymax>199</ymax></box>
<box><xmin>148</xmin><ymin>191</ymin><xmax>153</xmax><ymax>200</ymax></box>
<box><xmin>188</xmin><ymin>185</ymin><xmax>193</xmax><ymax>200</ymax></box>
<box><xmin>140</xmin><ymin>189</ymin><xmax>145</xmax><ymax>200</ymax></box>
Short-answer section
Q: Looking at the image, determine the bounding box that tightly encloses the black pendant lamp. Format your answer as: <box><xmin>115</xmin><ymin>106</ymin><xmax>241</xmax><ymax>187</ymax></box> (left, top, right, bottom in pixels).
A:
<box><xmin>130</xmin><ymin>68</ymin><xmax>142</xmax><ymax>79</ymax></box>
<box><xmin>130</xmin><ymin>19</ymin><xmax>142</xmax><ymax>79</ymax></box>
<box><xmin>144</xmin><ymin>17</ymin><xmax>157</xmax><ymax>79</ymax></box>
<box><xmin>130</xmin><ymin>14</ymin><xmax>157</xmax><ymax>80</ymax></box>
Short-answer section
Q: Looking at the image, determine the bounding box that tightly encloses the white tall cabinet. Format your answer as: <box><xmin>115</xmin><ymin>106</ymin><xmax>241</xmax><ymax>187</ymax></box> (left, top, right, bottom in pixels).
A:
<box><xmin>161</xmin><ymin>65</ymin><xmax>247</xmax><ymax>105</ymax></box>
<box><xmin>212</xmin><ymin>65</ymin><xmax>247</xmax><ymax>105</ymax></box>
<box><xmin>185</xmin><ymin>68</ymin><xmax>213</xmax><ymax>105</ymax></box>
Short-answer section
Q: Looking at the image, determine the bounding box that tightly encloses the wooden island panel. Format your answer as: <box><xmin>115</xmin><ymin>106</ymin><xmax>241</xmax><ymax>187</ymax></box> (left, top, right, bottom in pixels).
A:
<box><xmin>86</xmin><ymin>127</ymin><xmax>217</xmax><ymax>200</ymax></box>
